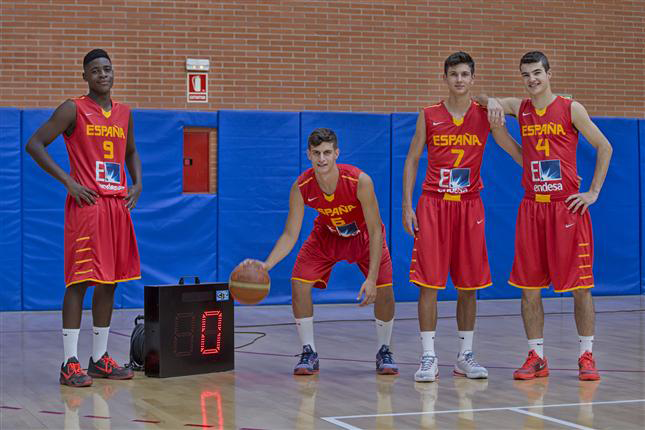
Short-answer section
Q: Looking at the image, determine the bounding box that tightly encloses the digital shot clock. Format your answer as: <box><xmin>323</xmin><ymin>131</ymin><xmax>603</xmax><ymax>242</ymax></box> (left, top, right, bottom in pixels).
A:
<box><xmin>144</xmin><ymin>278</ymin><xmax>234</xmax><ymax>377</ymax></box>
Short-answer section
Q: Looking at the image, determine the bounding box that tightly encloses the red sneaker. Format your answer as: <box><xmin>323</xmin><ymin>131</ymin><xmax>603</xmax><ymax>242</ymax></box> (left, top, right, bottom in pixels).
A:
<box><xmin>60</xmin><ymin>357</ymin><xmax>93</xmax><ymax>387</ymax></box>
<box><xmin>87</xmin><ymin>352</ymin><xmax>134</xmax><ymax>380</ymax></box>
<box><xmin>578</xmin><ymin>351</ymin><xmax>601</xmax><ymax>381</ymax></box>
<box><xmin>513</xmin><ymin>350</ymin><xmax>549</xmax><ymax>380</ymax></box>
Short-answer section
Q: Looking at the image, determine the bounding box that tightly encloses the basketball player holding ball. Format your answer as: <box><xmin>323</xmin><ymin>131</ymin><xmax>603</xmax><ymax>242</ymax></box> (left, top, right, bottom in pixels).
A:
<box><xmin>240</xmin><ymin>127</ymin><xmax>397</xmax><ymax>376</ymax></box>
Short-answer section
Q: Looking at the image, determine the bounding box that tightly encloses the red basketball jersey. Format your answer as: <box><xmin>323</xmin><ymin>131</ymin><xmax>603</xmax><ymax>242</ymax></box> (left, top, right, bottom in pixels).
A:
<box><xmin>422</xmin><ymin>100</ymin><xmax>490</xmax><ymax>195</ymax></box>
<box><xmin>64</xmin><ymin>96</ymin><xmax>130</xmax><ymax>197</ymax></box>
<box><xmin>298</xmin><ymin>164</ymin><xmax>369</xmax><ymax>237</ymax></box>
<box><xmin>519</xmin><ymin>96</ymin><xmax>579</xmax><ymax>198</ymax></box>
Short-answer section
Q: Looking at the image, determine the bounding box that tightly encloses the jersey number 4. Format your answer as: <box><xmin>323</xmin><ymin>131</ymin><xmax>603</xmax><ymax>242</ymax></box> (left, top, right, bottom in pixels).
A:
<box><xmin>536</xmin><ymin>138</ymin><xmax>550</xmax><ymax>156</ymax></box>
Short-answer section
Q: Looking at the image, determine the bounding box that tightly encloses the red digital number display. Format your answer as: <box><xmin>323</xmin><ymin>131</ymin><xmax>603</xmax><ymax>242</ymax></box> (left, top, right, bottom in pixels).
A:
<box><xmin>172</xmin><ymin>310</ymin><xmax>223</xmax><ymax>357</ymax></box>
<box><xmin>200</xmin><ymin>310</ymin><xmax>222</xmax><ymax>355</ymax></box>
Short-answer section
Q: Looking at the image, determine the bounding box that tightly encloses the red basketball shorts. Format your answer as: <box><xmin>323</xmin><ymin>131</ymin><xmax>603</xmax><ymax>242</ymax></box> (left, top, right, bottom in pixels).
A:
<box><xmin>292</xmin><ymin>224</ymin><xmax>393</xmax><ymax>289</ymax></box>
<box><xmin>509</xmin><ymin>196</ymin><xmax>594</xmax><ymax>292</ymax></box>
<box><xmin>64</xmin><ymin>195</ymin><xmax>141</xmax><ymax>287</ymax></box>
<box><xmin>410</xmin><ymin>191</ymin><xmax>491</xmax><ymax>290</ymax></box>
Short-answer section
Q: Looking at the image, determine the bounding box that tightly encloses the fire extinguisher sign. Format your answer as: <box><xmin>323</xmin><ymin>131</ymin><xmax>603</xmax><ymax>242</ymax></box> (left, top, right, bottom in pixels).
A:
<box><xmin>187</xmin><ymin>73</ymin><xmax>208</xmax><ymax>102</ymax></box>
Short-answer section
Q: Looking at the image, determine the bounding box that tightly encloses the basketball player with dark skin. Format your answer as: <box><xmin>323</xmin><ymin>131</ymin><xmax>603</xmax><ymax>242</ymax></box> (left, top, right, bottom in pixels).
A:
<box><xmin>239</xmin><ymin>128</ymin><xmax>398</xmax><ymax>375</ymax></box>
<box><xmin>26</xmin><ymin>49</ymin><xmax>142</xmax><ymax>386</ymax></box>
<box><xmin>480</xmin><ymin>51</ymin><xmax>612</xmax><ymax>381</ymax></box>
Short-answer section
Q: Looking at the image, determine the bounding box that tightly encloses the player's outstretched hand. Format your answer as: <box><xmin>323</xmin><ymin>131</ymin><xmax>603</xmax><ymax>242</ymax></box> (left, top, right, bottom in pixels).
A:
<box><xmin>565</xmin><ymin>191</ymin><xmax>599</xmax><ymax>214</ymax></box>
<box><xmin>403</xmin><ymin>205</ymin><xmax>418</xmax><ymax>236</ymax></box>
<box><xmin>66</xmin><ymin>180</ymin><xmax>97</xmax><ymax>207</ymax></box>
<box><xmin>357</xmin><ymin>279</ymin><xmax>377</xmax><ymax>307</ymax></box>
<box><xmin>124</xmin><ymin>183</ymin><xmax>142</xmax><ymax>210</ymax></box>
<box><xmin>487</xmin><ymin>98</ymin><xmax>505</xmax><ymax>127</ymax></box>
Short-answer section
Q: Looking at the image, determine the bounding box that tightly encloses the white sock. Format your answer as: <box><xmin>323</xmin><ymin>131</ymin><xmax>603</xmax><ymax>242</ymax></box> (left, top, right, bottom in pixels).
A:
<box><xmin>579</xmin><ymin>335</ymin><xmax>594</xmax><ymax>355</ymax></box>
<box><xmin>375</xmin><ymin>318</ymin><xmax>393</xmax><ymax>349</ymax></box>
<box><xmin>420</xmin><ymin>331</ymin><xmax>436</xmax><ymax>356</ymax></box>
<box><xmin>458</xmin><ymin>330</ymin><xmax>474</xmax><ymax>356</ymax></box>
<box><xmin>62</xmin><ymin>328</ymin><xmax>80</xmax><ymax>362</ymax></box>
<box><xmin>295</xmin><ymin>317</ymin><xmax>315</xmax><ymax>352</ymax></box>
<box><xmin>528</xmin><ymin>338</ymin><xmax>544</xmax><ymax>358</ymax></box>
<box><xmin>92</xmin><ymin>326</ymin><xmax>110</xmax><ymax>361</ymax></box>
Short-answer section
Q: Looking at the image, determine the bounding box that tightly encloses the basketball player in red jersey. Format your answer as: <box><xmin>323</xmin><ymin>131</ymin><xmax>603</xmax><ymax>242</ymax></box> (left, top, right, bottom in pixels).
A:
<box><xmin>403</xmin><ymin>52</ymin><xmax>523</xmax><ymax>382</ymax></box>
<box><xmin>248</xmin><ymin>127</ymin><xmax>397</xmax><ymax>375</ymax></box>
<box><xmin>482</xmin><ymin>51</ymin><xmax>612</xmax><ymax>381</ymax></box>
<box><xmin>26</xmin><ymin>49</ymin><xmax>142</xmax><ymax>386</ymax></box>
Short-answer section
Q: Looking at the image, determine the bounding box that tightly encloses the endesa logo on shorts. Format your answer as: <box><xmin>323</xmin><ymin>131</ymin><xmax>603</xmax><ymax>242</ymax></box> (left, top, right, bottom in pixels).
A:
<box><xmin>531</xmin><ymin>159</ymin><xmax>563</xmax><ymax>192</ymax></box>
<box><xmin>439</xmin><ymin>168</ymin><xmax>471</xmax><ymax>192</ymax></box>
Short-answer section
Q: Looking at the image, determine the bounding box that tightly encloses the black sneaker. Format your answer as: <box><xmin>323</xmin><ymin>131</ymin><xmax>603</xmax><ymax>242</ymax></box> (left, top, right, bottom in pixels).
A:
<box><xmin>294</xmin><ymin>344</ymin><xmax>319</xmax><ymax>375</ymax></box>
<box><xmin>87</xmin><ymin>352</ymin><xmax>134</xmax><ymax>380</ymax></box>
<box><xmin>376</xmin><ymin>345</ymin><xmax>399</xmax><ymax>375</ymax></box>
<box><xmin>60</xmin><ymin>357</ymin><xmax>93</xmax><ymax>387</ymax></box>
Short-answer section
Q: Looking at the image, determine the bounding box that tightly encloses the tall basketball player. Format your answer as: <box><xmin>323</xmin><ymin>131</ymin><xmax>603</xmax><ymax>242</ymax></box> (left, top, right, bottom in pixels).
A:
<box><xmin>403</xmin><ymin>52</ymin><xmax>523</xmax><ymax>382</ymax></box>
<box><xmin>481</xmin><ymin>51</ymin><xmax>612</xmax><ymax>381</ymax></box>
<box><xmin>26</xmin><ymin>49</ymin><xmax>142</xmax><ymax>386</ymax></box>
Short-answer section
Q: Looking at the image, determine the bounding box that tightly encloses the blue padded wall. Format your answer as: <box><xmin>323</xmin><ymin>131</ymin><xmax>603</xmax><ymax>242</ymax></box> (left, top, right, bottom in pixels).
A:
<box><xmin>479</xmin><ymin>116</ymin><xmax>529</xmax><ymax>299</ymax></box>
<box><xmin>391</xmin><ymin>113</ymin><xmax>438</xmax><ymax>301</ymax></box>
<box><xmin>0</xmin><ymin>108</ymin><xmax>23</xmax><ymax>310</ymax></box>
<box><xmin>299</xmin><ymin>112</ymin><xmax>391</xmax><ymax>304</ymax></box>
<box><xmin>121</xmin><ymin>109</ymin><xmax>218</xmax><ymax>308</ymax></box>
<box><xmin>641</xmin><ymin>119</ymin><xmax>645</xmax><ymax>294</ymax></box>
<box><xmin>21</xmin><ymin>108</ymin><xmax>218</xmax><ymax>310</ymax></box>
<box><xmin>21</xmin><ymin>109</ymin><xmax>75</xmax><ymax>310</ymax></box>
<box><xmin>217</xmin><ymin>111</ymin><xmax>300</xmax><ymax>305</ymax></box>
<box><xmin>575</xmin><ymin>118</ymin><xmax>640</xmax><ymax>296</ymax></box>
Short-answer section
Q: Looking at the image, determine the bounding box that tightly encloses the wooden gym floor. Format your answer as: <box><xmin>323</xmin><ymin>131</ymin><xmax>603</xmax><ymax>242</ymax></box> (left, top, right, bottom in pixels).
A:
<box><xmin>1</xmin><ymin>295</ymin><xmax>644</xmax><ymax>429</ymax></box>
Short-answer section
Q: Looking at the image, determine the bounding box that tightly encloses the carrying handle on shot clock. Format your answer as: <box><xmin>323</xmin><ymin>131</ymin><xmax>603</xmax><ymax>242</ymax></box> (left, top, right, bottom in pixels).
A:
<box><xmin>178</xmin><ymin>276</ymin><xmax>201</xmax><ymax>285</ymax></box>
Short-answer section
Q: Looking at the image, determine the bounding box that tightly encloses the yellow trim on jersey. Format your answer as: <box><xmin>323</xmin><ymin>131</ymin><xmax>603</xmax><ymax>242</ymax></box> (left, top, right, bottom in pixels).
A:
<box><xmin>452</xmin><ymin>117</ymin><xmax>464</xmax><ymax>126</ymax></box>
<box><xmin>323</xmin><ymin>193</ymin><xmax>335</xmax><ymax>202</ymax></box>
<box><xmin>579</xmin><ymin>275</ymin><xmax>593</xmax><ymax>280</ymax></box>
<box><xmin>535</xmin><ymin>194</ymin><xmax>551</xmax><ymax>203</ymax></box>
<box><xmin>411</xmin><ymin>279</ymin><xmax>445</xmax><ymax>289</ymax></box>
<box><xmin>443</xmin><ymin>193</ymin><xmax>461</xmax><ymax>202</ymax></box>
<box><xmin>76</xmin><ymin>236</ymin><xmax>90</xmax><ymax>242</ymax></box>
<box><xmin>75</xmin><ymin>248</ymin><xmax>91</xmax><ymax>253</ymax></box>
<box><xmin>508</xmin><ymin>280</ymin><xmax>549</xmax><ymax>289</ymax></box>
<box><xmin>579</xmin><ymin>254</ymin><xmax>590</xmax><ymax>257</ymax></box>
<box><xmin>341</xmin><ymin>175</ymin><xmax>359</xmax><ymax>182</ymax></box>
<box><xmin>557</xmin><ymin>284</ymin><xmax>593</xmax><ymax>293</ymax></box>
<box><xmin>579</xmin><ymin>243</ymin><xmax>589</xmax><ymax>247</ymax></box>
<box><xmin>74</xmin><ymin>269</ymin><xmax>93</xmax><ymax>275</ymax></box>
<box><xmin>66</xmin><ymin>275</ymin><xmax>141</xmax><ymax>288</ymax></box>
<box><xmin>424</xmin><ymin>103</ymin><xmax>442</xmax><ymax>109</ymax></box>
<box><xmin>298</xmin><ymin>177</ymin><xmax>314</xmax><ymax>187</ymax></box>
<box><xmin>75</xmin><ymin>259</ymin><xmax>93</xmax><ymax>264</ymax></box>
<box><xmin>411</xmin><ymin>259</ymin><xmax>417</xmax><ymax>262</ymax></box>
<box><xmin>579</xmin><ymin>264</ymin><xmax>592</xmax><ymax>268</ymax></box>
<box><xmin>292</xmin><ymin>277</ymin><xmax>328</xmax><ymax>287</ymax></box>
<box><xmin>535</xmin><ymin>107</ymin><xmax>547</xmax><ymax>116</ymax></box>
<box><xmin>376</xmin><ymin>283</ymin><xmax>393</xmax><ymax>288</ymax></box>
<box><xmin>455</xmin><ymin>282</ymin><xmax>492</xmax><ymax>291</ymax></box>
<box><xmin>101</xmin><ymin>109</ymin><xmax>112</xmax><ymax>118</ymax></box>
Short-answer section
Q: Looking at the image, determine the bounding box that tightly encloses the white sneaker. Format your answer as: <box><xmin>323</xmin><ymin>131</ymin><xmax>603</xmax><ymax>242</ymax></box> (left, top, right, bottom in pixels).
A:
<box><xmin>415</xmin><ymin>353</ymin><xmax>438</xmax><ymax>382</ymax></box>
<box><xmin>454</xmin><ymin>351</ymin><xmax>488</xmax><ymax>379</ymax></box>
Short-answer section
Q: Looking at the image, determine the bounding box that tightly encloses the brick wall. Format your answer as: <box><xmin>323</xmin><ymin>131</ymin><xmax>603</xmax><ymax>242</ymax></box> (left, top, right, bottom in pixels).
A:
<box><xmin>1</xmin><ymin>0</ymin><xmax>643</xmax><ymax>117</ymax></box>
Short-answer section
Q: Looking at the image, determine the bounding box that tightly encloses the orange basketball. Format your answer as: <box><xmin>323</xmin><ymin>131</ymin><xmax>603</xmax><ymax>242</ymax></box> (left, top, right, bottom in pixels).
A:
<box><xmin>228</xmin><ymin>259</ymin><xmax>271</xmax><ymax>305</ymax></box>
